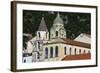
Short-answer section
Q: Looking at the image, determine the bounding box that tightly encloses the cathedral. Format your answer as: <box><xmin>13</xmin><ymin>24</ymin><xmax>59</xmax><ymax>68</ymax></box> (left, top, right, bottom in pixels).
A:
<box><xmin>23</xmin><ymin>13</ymin><xmax>91</xmax><ymax>63</ymax></box>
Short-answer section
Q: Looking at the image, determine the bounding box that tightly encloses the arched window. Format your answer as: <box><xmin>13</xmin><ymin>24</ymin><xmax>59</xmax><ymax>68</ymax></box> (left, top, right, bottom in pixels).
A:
<box><xmin>64</xmin><ymin>47</ymin><xmax>66</xmax><ymax>55</ymax></box>
<box><xmin>75</xmin><ymin>48</ymin><xmax>76</xmax><ymax>55</ymax></box>
<box><xmin>45</xmin><ymin>47</ymin><xmax>48</xmax><ymax>59</ymax></box>
<box><xmin>84</xmin><ymin>50</ymin><xmax>86</xmax><ymax>54</ymax></box>
<box><xmin>56</xmin><ymin>31</ymin><xmax>58</xmax><ymax>37</ymax></box>
<box><xmin>55</xmin><ymin>46</ymin><xmax>58</xmax><ymax>57</ymax></box>
<box><xmin>79</xmin><ymin>49</ymin><xmax>81</xmax><ymax>54</ymax></box>
<box><xmin>46</xmin><ymin>32</ymin><xmax>48</xmax><ymax>39</ymax></box>
<box><xmin>70</xmin><ymin>47</ymin><xmax>71</xmax><ymax>55</ymax></box>
<box><xmin>38</xmin><ymin>42</ymin><xmax>40</xmax><ymax>49</ymax></box>
<box><xmin>24</xmin><ymin>59</ymin><xmax>26</xmax><ymax>63</ymax></box>
<box><xmin>50</xmin><ymin>47</ymin><xmax>53</xmax><ymax>58</ymax></box>
<box><xmin>88</xmin><ymin>51</ymin><xmax>90</xmax><ymax>54</ymax></box>
<box><xmin>38</xmin><ymin>32</ymin><xmax>40</xmax><ymax>38</ymax></box>
<box><xmin>37</xmin><ymin>52</ymin><xmax>40</xmax><ymax>59</ymax></box>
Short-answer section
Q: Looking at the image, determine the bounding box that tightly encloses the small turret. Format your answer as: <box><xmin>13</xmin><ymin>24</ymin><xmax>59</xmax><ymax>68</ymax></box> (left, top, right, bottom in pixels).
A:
<box><xmin>37</xmin><ymin>17</ymin><xmax>49</xmax><ymax>40</ymax></box>
<box><xmin>50</xmin><ymin>12</ymin><xmax>66</xmax><ymax>39</ymax></box>
<box><xmin>53</xmin><ymin>13</ymin><xmax>64</xmax><ymax>24</ymax></box>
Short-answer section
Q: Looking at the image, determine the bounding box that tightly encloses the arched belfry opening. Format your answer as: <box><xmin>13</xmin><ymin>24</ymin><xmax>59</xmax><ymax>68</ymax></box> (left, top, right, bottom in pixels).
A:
<box><xmin>56</xmin><ymin>31</ymin><xmax>58</xmax><ymax>37</ymax></box>
<box><xmin>50</xmin><ymin>12</ymin><xmax>66</xmax><ymax>39</ymax></box>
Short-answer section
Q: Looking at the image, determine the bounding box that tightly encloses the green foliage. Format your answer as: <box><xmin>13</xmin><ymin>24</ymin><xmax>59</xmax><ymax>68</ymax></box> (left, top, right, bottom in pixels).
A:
<box><xmin>23</xmin><ymin>10</ymin><xmax>91</xmax><ymax>39</ymax></box>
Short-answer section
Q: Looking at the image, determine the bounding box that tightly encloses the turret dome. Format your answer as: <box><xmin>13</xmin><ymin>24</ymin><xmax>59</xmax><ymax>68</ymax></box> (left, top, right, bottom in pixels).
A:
<box><xmin>53</xmin><ymin>13</ymin><xmax>63</xmax><ymax>24</ymax></box>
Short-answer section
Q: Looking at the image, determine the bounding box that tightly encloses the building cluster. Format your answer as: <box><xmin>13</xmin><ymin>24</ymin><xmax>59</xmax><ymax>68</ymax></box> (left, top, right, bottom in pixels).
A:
<box><xmin>23</xmin><ymin>13</ymin><xmax>91</xmax><ymax>63</ymax></box>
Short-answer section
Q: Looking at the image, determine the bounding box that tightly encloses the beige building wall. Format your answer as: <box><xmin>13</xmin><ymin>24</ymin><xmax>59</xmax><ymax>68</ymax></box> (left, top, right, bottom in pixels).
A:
<box><xmin>43</xmin><ymin>43</ymin><xmax>68</xmax><ymax>61</ymax></box>
<box><xmin>42</xmin><ymin>43</ymin><xmax>91</xmax><ymax>62</ymax></box>
<box><xmin>36</xmin><ymin>31</ymin><xmax>49</xmax><ymax>40</ymax></box>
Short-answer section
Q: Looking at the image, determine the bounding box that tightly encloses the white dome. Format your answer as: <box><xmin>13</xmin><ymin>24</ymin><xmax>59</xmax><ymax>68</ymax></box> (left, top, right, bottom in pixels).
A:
<box><xmin>53</xmin><ymin>13</ymin><xmax>63</xmax><ymax>25</ymax></box>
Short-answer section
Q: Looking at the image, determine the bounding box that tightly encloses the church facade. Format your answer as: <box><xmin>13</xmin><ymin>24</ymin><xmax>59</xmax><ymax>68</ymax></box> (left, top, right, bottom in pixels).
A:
<box><xmin>23</xmin><ymin>13</ymin><xmax>91</xmax><ymax>63</ymax></box>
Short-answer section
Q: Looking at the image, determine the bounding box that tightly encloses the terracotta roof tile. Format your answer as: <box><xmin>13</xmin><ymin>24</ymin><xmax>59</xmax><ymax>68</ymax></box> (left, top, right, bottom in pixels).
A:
<box><xmin>44</xmin><ymin>38</ymin><xmax>91</xmax><ymax>48</ymax></box>
<box><xmin>62</xmin><ymin>38</ymin><xmax>91</xmax><ymax>48</ymax></box>
<box><xmin>62</xmin><ymin>53</ymin><xmax>91</xmax><ymax>61</ymax></box>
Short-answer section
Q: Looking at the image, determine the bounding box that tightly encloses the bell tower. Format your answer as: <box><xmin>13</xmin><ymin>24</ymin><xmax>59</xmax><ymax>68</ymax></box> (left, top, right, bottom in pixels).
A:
<box><xmin>50</xmin><ymin>13</ymin><xmax>66</xmax><ymax>39</ymax></box>
<box><xmin>36</xmin><ymin>17</ymin><xmax>49</xmax><ymax>61</ymax></box>
<box><xmin>36</xmin><ymin>17</ymin><xmax>49</xmax><ymax>41</ymax></box>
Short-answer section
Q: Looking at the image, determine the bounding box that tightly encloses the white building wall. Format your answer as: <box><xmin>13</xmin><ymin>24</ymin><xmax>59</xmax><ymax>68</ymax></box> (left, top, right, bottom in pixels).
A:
<box><xmin>23</xmin><ymin>56</ymin><xmax>32</xmax><ymax>63</ymax></box>
<box><xmin>74</xmin><ymin>33</ymin><xmax>91</xmax><ymax>44</ymax></box>
<box><xmin>32</xmin><ymin>52</ymin><xmax>37</xmax><ymax>62</ymax></box>
<box><xmin>50</xmin><ymin>28</ymin><xmax>55</xmax><ymax>39</ymax></box>
<box><xmin>27</xmin><ymin>41</ymin><xmax>33</xmax><ymax>53</ymax></box>
<box><xmin>37</xmin><ymin>31</ymin><xmax>48</xmax><ymax>40</ymax></box>
<box><xmin>63</xmin><ymin>44</ymin><xmax>91</xmax><ymax>56</ymax></box>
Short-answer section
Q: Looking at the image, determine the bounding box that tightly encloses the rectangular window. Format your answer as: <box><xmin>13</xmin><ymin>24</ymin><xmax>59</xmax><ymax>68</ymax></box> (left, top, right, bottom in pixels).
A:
<box><xmin>38</xmin><ymin>32</ymin><xmax>40</xmax><ymax>38</ymax></box>
<box><xmin>37</xmin><ymin>52</ymin><xmax>40</xmax><ymax>59</ymax></box>
<box><xmin>50</xmin><ymin>47</ymin><xmax>53</xmax><ymax>58</ymax></box>
<box><xmin>38</xmin><ymin>42</ymin><xmax>40</xmax><ymax>49</ymax></box>
<box><xmin>55</xmin><ymin>46</ymin><xmax>58</xmax><ymax>57</ymax></box>
<box><xmin>70</xmin><ymin>47</ymin><xmax>71</xmax><ymax>55</ymax></box>
<box><xmin>64</xmin><ymin>47</ymin><xmax>66</xmax><ymax>55</ymax></box>
<box><xmin>45</xmin><ymin>48</ymin><xmax>48</xmax><ymax>59</ymax></box>
<box><xmin>75</xmin><ymin>48</ymin><xmax>76</xmax><ymax>55</ymax></box>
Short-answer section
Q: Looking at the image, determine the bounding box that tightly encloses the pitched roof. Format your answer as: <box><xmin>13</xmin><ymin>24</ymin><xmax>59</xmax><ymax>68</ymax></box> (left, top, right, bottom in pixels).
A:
<box><xmin>62</xmin><ymin>38</ymin><xmax>91</xmax><ymax>48</ymax></box>
<box><xmin>38</xmin><ymin>17</ymin><xmax>48</xmax><ymax>31</ymax></box>
<box><xmin>62</xmin><ymin>53</ymin><xmax>91</xmax><ymax>61</ymax></box>
<box><xmin>74</xmin><ymin>33</ymin><xmax>91</xmax><ymax>44</ymax></box>
<box><xmin>44</xmin><ymin>38</ymin><xmax>91</xmax><ymax>48</ymax></box>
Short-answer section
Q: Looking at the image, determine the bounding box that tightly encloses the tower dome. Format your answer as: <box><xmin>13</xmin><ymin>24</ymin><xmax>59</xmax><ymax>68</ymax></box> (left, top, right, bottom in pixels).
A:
<box><xmin>53</xmin><ymin>13</ymin><xmax>63</xmax><ymax>24</ymax></box>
